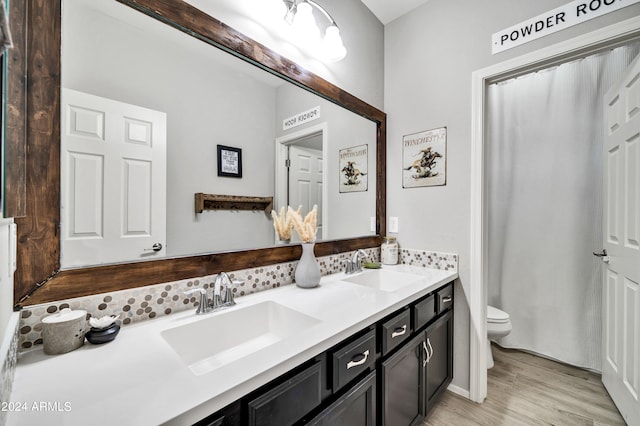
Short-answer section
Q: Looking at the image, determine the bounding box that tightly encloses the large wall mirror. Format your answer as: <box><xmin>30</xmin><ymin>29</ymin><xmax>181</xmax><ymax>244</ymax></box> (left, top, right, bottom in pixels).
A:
<box><xmin>61</xmin><ymin>0</ymin><xmax>377</xmax><ymax>267</ymax></box>
<box><xmin>8</xmin><ymin>0</ymin><xmax>386</xmax><ymax>307</ymax></box>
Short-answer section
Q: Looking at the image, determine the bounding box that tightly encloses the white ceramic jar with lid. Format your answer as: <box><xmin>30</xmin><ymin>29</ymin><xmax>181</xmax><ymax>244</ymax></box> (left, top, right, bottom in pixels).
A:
<box><xmin>381</xmin><ymin>236</ymin><xmax>398</xmax><ymax>265</ymax></box>
<box><xmin>41</xmin><ymin>308</ymin><xmax>87</xmax><ymax>355</ymax></box>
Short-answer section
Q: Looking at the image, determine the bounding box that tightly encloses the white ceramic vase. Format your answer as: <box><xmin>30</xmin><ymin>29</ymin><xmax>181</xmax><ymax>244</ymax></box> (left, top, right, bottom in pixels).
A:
<box><xmin>295</xmin><ymin>242</ymin><xmax>321</xmax><ymax>288</ymax></box>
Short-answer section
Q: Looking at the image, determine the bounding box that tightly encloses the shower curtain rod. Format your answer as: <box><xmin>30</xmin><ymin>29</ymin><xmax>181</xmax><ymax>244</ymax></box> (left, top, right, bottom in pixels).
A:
<box><xmin>488</xmin><ymin>32</ymin><xmax>640</xmax><ymax>84</ymax></box>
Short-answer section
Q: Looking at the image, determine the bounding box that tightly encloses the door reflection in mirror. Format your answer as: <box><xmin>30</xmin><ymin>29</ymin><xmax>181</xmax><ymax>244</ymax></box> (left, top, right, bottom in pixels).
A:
<box><xmin>61</xmin><ymin>0</ymin><xmax>376</xmax><ymax>267</ymax></box>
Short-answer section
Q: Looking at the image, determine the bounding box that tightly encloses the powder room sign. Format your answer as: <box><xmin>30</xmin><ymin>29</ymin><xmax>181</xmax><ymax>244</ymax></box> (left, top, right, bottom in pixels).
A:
<box><xmin>283</xmin><ymin>106</ymin><xmax>321</xmax><ymax>131</ymax></box>
<box><xmin>402</xmin><ymin>127</ymin><xmax>446</xmax><ymax>188</ymax></box>
<box><xmin>339</xmin><ymin>144</ymin><xmax>368</xmax><ymax>193</ymax></box>
<box><xmin>492</xmin><ymin>0</ymin><xmax>640</xmax><ymax>54</ymax></box>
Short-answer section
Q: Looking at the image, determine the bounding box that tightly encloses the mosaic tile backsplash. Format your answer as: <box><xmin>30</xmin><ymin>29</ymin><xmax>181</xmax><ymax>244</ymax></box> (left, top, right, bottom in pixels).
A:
<box><xmin>1</xmin><ymin>316</ymin><xmax>19</xmax><ymax>425</ymax></box>
<box><xmin>18</xmin><ymin>248</ymin><xmax>379</xmax><ymax>351</ymax></box>
<box><xmin>17</xmin><ymin>247</ymin><xmax>457</xmax><ymax>351</ymax></box>
<box><xmin>399</xmin><ymin>248</ymin><xmax>458</xmax><ymax>271</ymax></box>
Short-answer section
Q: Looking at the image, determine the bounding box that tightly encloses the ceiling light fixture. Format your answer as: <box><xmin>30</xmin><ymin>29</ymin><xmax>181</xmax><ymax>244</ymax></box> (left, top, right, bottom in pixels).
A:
<box><xmin>282</xmin><ymin>0</ymin><xmax>347</xmax><ymax>62</ymax></box>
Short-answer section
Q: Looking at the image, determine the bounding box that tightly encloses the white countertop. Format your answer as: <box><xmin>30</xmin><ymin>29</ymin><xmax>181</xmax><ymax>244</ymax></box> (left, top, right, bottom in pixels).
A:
<box><xmin>8</xmin><ymin>265</ymin><xmax>457</xmax><ymax>426</ymax></box>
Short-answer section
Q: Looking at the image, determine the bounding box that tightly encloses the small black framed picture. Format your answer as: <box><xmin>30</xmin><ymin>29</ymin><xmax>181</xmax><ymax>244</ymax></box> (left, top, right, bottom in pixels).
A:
<box><xmin>217</xmin><ymin>144</ymin><xmax>243</xmax><ymax>178</ymax></box>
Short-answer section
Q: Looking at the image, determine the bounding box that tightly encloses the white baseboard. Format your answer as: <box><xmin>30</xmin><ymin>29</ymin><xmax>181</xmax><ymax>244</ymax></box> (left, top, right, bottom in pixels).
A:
<box><xmin>447</xmin><ymin>383</ymin><xmax>471</xmax><ymax>399</ymax></box>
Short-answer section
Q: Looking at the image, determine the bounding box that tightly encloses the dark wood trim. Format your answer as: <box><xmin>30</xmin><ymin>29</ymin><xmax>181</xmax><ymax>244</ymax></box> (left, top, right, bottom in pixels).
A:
<box><xmin>20</xmin><ymin>237</ymin><xmax>381</xmax><ymax>306</ymax></box>
<box><xmin>12</xmin><ymin>0</ymin><xmax>62</xmax><ymax>307</ymax></box>
<box><xmin>4</xmin><ymin>0</ymin><xmax>27</xmax><ymax>217</ymax></box>
<box><xmin>12</xmin><ymin>0</ymin><xmax>386</xmax><ymax>308</ymax></box>
<box><xmin>377</xmin><ymin>118</ymin><xmax>387</xmax><ymax>237</ymax></box>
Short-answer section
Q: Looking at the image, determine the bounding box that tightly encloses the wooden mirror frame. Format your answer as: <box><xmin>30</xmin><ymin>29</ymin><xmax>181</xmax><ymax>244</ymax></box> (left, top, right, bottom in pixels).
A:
<box><xmin>6</xmin><ymin>0</ymin><xmax>386</xmax><ymax>308</ymax></box>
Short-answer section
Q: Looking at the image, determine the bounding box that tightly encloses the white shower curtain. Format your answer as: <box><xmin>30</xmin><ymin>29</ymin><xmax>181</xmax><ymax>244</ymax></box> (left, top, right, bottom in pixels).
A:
<box><xmin>487</xmin><ymin>43</ymin><xmax>640</xmax><ymax>371</ymax></box>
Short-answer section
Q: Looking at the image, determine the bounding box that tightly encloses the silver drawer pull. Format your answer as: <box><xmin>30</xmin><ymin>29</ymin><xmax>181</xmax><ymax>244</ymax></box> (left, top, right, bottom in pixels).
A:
<box><xmin>391</xmin><ymin>325</ymin><xmax>407</xmax><ymax>338</ymax></box>
<box><xmin>422</xmin><ymin>341</ymin><xmax>429</xmax><ymax>367</ymax></box>
<box><xmin>441</xmin><ymin>296</ymin><xmax>452</xmax><ymax>303</ymax></box>
<box><xmin>423</xmin><ymin>338</ymin><xmax>434</xmax><ymax>366</ymax></box>
<box><xmin>346</xmin><ymin>350</ymin><xmax>370</xmax><ymax>370</ymax></box>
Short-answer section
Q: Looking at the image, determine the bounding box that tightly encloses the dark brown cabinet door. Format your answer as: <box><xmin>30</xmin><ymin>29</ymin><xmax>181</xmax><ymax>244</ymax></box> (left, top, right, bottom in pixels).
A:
<box><xmin>309</xmin><ymin>371</ymin><xmax>377</xmax><ymax>426</ymax></box>
<box><xmin>381</xmin><ymin>334</ymin><xmax>424</xmax><ymax>426</ymax></box>
<box><xmin>424</xmin><ymin>310</ymin><xmax>453</xmax><ymax>414</ymax></box>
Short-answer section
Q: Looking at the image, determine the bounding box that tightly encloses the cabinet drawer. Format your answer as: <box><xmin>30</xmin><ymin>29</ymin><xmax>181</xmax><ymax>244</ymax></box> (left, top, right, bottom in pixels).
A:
<box><xmin>308</xmin><ymin>371</ymin><xmax>376</xmax><ymax>426</ymax></box>
<box><xmin>332</xmin><ymin>329</ymin><xmax>376</xmax><ymax>392</ymax></box>
<box><xmin>413</xmin><ymin>294</ymin><xmax>436</xmax><ymax>331</ymax></box>
<box><xmin>380</xmin><ymin>308</ymin><xmax>411</xmax><ymax>356</ymax></box>
<box><xmin>247</xmin><ymin>361</ymin><xmax>323</xmax><ymax>426</ymax></box>
<box><xmin>437</xmin><ymin>284</ymin><xmax>453</xmax><ymax>313</ymax></box>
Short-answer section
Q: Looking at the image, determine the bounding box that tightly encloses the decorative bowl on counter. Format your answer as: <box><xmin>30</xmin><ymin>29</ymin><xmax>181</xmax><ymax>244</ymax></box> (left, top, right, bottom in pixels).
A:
<box><xmin>85</xmin><ymin>323</ymin><xmax>120</xmax><ymax>344</ymax></box>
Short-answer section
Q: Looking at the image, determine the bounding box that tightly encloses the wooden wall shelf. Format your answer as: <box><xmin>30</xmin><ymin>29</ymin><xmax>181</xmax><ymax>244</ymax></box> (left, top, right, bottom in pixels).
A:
<box><xmin>195</xmin><ymin>193</ymin><xmax>273</xmax><ymax>213</ymax></box>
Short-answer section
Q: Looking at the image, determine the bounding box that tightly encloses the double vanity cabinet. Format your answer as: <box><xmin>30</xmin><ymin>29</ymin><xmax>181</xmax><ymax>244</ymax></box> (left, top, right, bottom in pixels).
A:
<box><xmin>8</xmin><ymin>265</ymin><xmax>458</xmax><ymax>426</ymax></box>
<box><xmin>196</xmin><ymin>282</ymin><xmax>454</xmax><ymax>426</ymax></box>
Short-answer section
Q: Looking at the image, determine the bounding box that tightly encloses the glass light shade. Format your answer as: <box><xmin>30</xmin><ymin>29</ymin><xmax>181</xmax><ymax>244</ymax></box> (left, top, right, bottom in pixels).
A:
<box><xmin>322</xmin><ymin>25</ymin><xmax>346</xmax><ymax>62</ymax></box>
<box><xmin>273</xmin><ymin>0</ymin><xmax>288</xmax><ymax>21</ymax></box>
<box><xmin>255</xmin><ymin>0</ymin><xmax>288</xmax><ymax>23</ymax></box>
<box><xmin>283</xmin><ymin>0</ymin><xmax>296</xmax><ymax>25</ymax></box>
<box><xmin>291</xmin><ymin>2</ymin><xmax>320</xmax><ymax>44</ymax></box>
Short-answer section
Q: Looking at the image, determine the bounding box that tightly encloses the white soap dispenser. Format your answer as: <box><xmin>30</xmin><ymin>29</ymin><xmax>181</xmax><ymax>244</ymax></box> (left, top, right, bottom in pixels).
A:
<box><xmin>381</xmin><ymin>236</ymin><xmax>398</xmax><ymax>265</ymax></box>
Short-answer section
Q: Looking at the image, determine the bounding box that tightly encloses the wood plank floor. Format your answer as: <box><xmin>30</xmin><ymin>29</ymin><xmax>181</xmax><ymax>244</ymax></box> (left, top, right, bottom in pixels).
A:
<box><xmin>423</xmin><ymin>344</ymin><xmax>625</xmax><ymax>426</ymax></box>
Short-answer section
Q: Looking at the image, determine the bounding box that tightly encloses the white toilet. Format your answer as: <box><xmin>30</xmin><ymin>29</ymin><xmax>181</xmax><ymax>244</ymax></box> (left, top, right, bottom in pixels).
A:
<box><xmin>487</xmin><ymin>305</ymin><xmax>512</xmax><ymax>369</ymax></box>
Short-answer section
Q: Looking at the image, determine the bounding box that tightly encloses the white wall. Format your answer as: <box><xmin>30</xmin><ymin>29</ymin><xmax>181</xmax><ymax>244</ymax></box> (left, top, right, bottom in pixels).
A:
<box><xmin>385</xmin><ymin>0</ymin><xmax>640</xmax><ymax>392</ymax></box>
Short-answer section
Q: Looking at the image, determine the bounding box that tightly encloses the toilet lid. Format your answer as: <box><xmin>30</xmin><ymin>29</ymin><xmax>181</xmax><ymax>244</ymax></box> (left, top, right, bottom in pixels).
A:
<box><xmin>487</xmin><ymin>305</ymin><xmax>510</xmax><ymax>323</ymax></box>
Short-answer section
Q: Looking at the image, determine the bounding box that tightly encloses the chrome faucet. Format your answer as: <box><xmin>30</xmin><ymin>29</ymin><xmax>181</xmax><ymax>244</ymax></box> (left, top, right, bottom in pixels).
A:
<box><xmin>183</xmin><ymin>288</ymin><xmax>212</xmax><ymax>315</ymax></box>
<box><xmin>184</xmin><ymin>272</ymin><xmax>236</xmax><ymax>315</ymax></box>
<box><xmin>344</xmin><ymin>249</ymin><xmax>368</xmax><ymax>274</ymax></box>
<box><xmin>213</xmin><ymin>272</ymin><xmax>236</xmax><ymax>308</ymax></box>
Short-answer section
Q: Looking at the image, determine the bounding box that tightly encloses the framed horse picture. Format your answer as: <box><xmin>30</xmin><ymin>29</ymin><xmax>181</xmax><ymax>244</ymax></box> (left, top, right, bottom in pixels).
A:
<box><xmin>402</xmin><ymin>127</ymin><xmax>446</xmax><ymax>188</ymax></box>
<box><xmin>339</xmin><ymin>144</ymin><xmax>368</xmax><ymax>193</ymax></box>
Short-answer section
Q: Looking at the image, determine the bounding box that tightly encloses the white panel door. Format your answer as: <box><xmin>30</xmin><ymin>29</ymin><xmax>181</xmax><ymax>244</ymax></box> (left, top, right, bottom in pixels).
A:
<box><xmin>288</xmin><ymin>145</ymin><xmax>323</xmax><ymax>241</ymax></box>
<box><xmin>602</xmin><ymin>54</ymin><xmax>640</xmax><ymax>425</ymax></box>
<box><xmin>61</xmin><ymin>88</ymin><xmax>167</xmax><ymax>267</ymax></box>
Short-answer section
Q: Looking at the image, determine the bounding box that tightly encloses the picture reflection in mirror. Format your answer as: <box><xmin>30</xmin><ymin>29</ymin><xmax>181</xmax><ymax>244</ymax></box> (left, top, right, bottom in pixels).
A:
<box><xmin>61</xmin><ymin>0</ymin><xmax>376</xmax><ymax>268</ymax></box>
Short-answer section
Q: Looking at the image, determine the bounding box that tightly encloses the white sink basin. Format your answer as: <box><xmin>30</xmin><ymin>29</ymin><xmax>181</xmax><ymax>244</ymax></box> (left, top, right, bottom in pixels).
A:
<box><xmin>161</xmin><ymin>301</ymin><xmax>320</xmax><ymax>375</ymax></box>
<box><xmin>341</xmin><ymin>269</ymin><xmax>424</xmax><ymax>292</ymax></box>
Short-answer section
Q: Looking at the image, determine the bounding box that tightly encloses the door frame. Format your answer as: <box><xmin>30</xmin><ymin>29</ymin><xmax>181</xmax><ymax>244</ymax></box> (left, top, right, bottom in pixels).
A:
<box><xmin>275</xmin><ymin>122</ymin><xmax>329</xmax><ymax>240</ymax></box>
<box><xmin>469</xmin><ymin>16</ymin><xmax>640</xmax><ymax>403</ymax></box>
